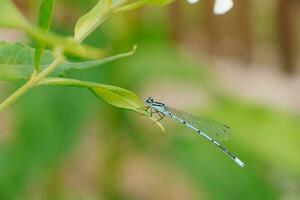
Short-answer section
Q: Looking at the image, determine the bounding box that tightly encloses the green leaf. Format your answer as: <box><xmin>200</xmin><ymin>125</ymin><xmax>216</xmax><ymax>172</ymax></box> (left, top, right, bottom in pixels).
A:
<box><xmin>60</xmin><ymin>45</ymin><xmax>137</xmax><ymax>72</ymax></box>
<box><xmin>0</xmin><ymin>42</ymin><xmax>53</xmax><ymax>81</ymax></box>
<box><xmin>0</xmin><ymin>0</ymin><xmax>30</xmax><ymax>29</ymax></box>
<box><xmin>116</xmin><ymin>0</ymin><xmax>174</xmax><ymax>12</ymax></box>
<box><xmin>74</xmin><ymin>0</ymin><xmax>111</xmax><ymax>42</ymax></box>
<box><xmin>39</xmin><ymin>78</ymin><xmax>144</xmax><ymax>110</ymax></box>
<box><xmin>34</xmin><ymin>0</ymin><xmax>55</xmax><ymax>72</ymax></box>
<box><xmin>28</xmin><ymin>28</ymin><xmax>106</xmax><ymax>60</ymax></box>
<box><xmin>0</xmin><ymin>42</ymin><xmax>135</xmax><ymax>81</ymax></box>
<box><xmin>37</xmin><ymin>77</ymin><xmax>165</xmax><ymax>130</ymax></box>
<box><xmin>38</xmin><ymin>0</ymin><xmax>55</xmax><ymax>30</ymax></box>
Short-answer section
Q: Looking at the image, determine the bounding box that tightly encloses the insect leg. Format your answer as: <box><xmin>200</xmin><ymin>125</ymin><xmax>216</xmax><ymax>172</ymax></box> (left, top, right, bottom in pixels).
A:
<box><xmin>145</xmin><ymin>106</ymin><xmax>150</xmax><ymax>112</ymax></box>
<box><xmin>153</xmin><ymin>112</ymin><xmax>165</xmax><ymax>124</ymax></box>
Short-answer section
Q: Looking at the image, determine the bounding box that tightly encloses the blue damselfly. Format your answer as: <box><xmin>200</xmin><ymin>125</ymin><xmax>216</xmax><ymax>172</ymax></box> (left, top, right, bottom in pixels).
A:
<box><xmin>145</xmin><ymin>97</ymin><xmax>245</xmax><ymax>168</ymax></box>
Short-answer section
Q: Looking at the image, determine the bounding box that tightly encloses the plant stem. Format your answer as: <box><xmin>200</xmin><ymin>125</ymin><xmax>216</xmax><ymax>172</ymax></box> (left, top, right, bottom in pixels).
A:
<box><xmin>0</xmin><ymin>56</ymin><xmax>64</xmax><ymax>113</ymax></box>
<box><xmin>0</xmin><ymin>79</ymin><xmax>35</xmax><ymax>113</ymax></box>
<box><xmin>34</xmin><ymin>56</ymin><xmax>64</xmax><ymax>82</ymax></box>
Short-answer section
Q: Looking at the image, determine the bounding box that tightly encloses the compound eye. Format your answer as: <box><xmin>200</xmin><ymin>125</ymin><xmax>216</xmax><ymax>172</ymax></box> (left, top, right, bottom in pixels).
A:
<box><xmin>148</xmin><ymin>97</ymin><xmax>154</xmax><ymax>102</ymax></box>
<box><xmin>146</xmin><ymin>97</ymin><xmax>154</xmax><ymax>103</ymax></box>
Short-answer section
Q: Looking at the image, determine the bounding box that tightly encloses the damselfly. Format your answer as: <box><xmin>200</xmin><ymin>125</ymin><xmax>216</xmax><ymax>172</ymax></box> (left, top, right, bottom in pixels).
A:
<box><xmin>145</xmin><ymin>97</ymin><xmax>245</xmax><ymax>168</ymax></box>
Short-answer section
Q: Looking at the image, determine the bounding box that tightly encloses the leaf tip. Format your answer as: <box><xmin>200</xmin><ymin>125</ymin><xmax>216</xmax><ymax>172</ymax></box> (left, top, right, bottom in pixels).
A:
<box><xmin>132</xmin><ymin>45</ymin><xmax>138</xmax><ymax>53</ymax></box>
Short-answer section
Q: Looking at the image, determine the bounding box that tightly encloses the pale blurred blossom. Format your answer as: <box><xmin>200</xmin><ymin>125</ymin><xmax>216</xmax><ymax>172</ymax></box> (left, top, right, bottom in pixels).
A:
<box><xmin>187</xmin><ymin>0</ymin><xmax>234</xmax><ymax>15</ymax></box>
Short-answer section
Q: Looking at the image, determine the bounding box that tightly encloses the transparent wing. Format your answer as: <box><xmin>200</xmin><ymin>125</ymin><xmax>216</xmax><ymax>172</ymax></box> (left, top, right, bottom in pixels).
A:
<box><xmin>168</xmin><ymin>107</ymin><xmax>231</xmax><ymax>142</ymax></box>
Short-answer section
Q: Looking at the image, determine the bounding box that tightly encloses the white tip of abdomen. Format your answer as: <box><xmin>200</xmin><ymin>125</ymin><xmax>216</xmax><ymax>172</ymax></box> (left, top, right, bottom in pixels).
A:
<box><xmin>235</xmin><ymin>157</ymin><xmax>245</xmax><ymax>168</ymax></box>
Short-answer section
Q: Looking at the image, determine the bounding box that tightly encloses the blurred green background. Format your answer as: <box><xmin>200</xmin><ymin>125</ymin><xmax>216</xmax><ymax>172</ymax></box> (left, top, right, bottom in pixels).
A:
<box><xmin>1</xmin><ymin>0</ymin><xmax>300</xmax><ymax>199</ymax></box>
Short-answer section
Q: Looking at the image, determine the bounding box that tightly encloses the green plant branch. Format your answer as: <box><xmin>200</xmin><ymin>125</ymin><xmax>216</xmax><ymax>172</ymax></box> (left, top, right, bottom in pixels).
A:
<box><xmin>0</xmin><ymin>0</ymin><xmax>95</xmax><ymax>114</ymax></box>
<box><xmin>0</xmin><ymin>56</ymin><xmax>64</xmax><ymax>113</ymax></box>
<box><xmin>0</xmin><ymin>0</ymin><xmax>137</xmax><ymax>114</ymax></box>
<box><xmin>0</xmin><ymin>78</ymin><xmax>35</xmax><ymax>113</ymax></box>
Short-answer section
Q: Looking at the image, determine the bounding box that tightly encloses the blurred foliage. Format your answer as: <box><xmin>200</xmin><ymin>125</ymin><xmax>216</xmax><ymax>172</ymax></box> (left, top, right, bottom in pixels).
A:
<box><xmin>0</xmin><ymin>0</ymin><xmax>300</xmax><ymax>200</ymax></box>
